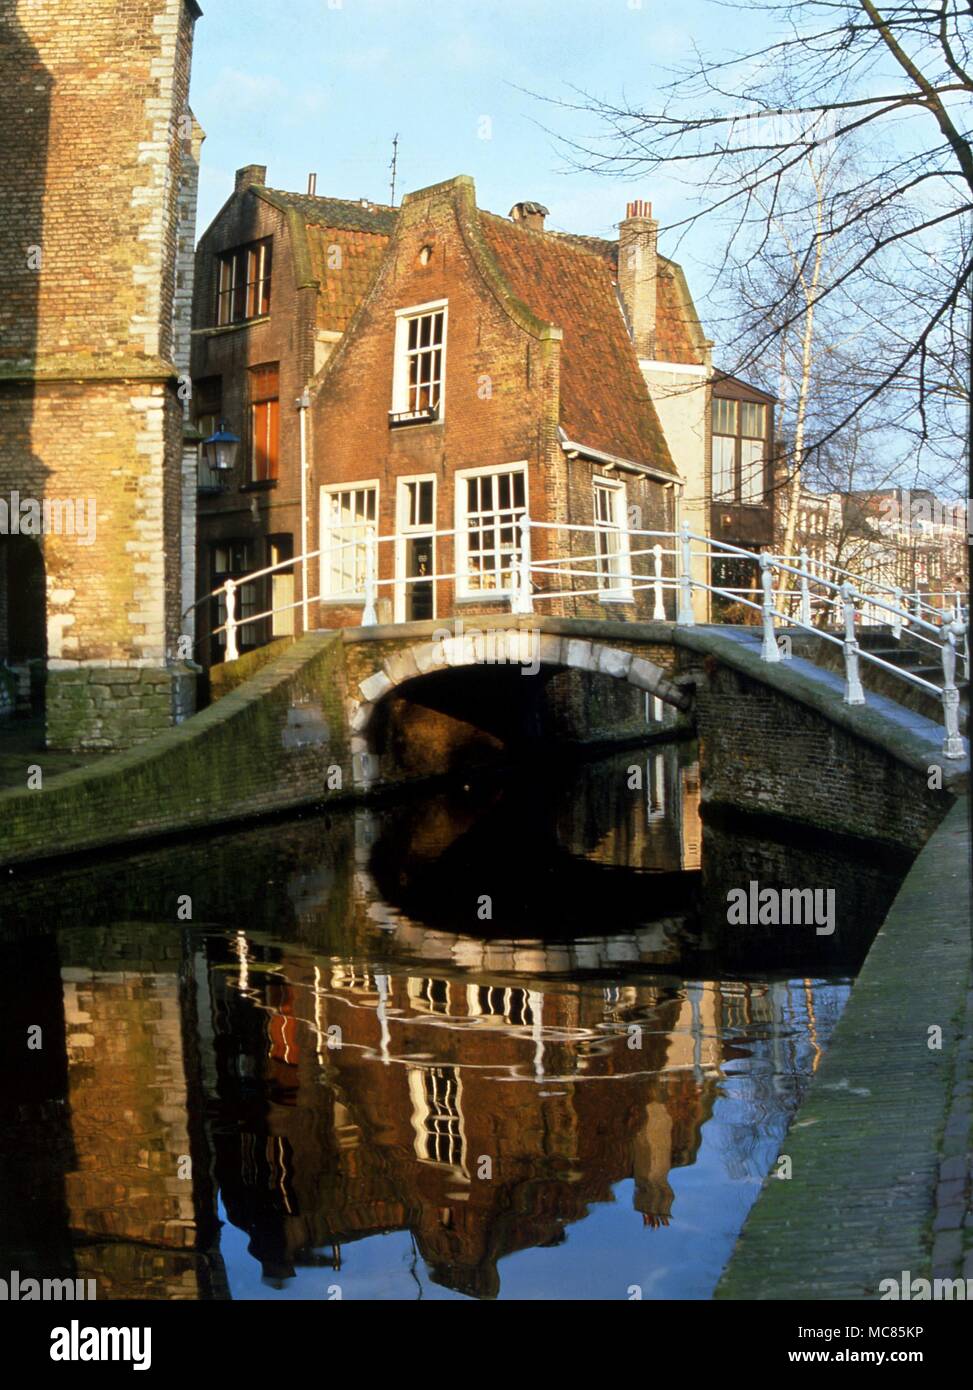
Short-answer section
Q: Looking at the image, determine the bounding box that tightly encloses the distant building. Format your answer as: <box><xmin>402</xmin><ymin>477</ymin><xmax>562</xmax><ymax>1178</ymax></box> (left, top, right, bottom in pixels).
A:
<box><xmin>0</xmin><ymin>0</ymin><xmax>203</xmax><ymax>749</ymax></box>
<box><xmin>780</xmin><ymin>483</ymin><xmax>968</xmax><ymax>619</ymax></box>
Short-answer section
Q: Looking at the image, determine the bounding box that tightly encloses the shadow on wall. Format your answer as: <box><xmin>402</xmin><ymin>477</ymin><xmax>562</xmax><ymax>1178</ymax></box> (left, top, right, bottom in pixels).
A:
<box><xmin>0</xmin><ymin>8</ymin><xmax>52</xmax><ymax>719</ymax></box>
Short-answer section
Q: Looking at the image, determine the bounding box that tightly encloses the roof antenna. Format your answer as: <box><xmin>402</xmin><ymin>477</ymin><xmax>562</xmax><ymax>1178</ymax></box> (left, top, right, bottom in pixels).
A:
<box><xmin>389</xmin><ymin>133</ymin><xmax>399</xmax><ymax>206</ymax></box>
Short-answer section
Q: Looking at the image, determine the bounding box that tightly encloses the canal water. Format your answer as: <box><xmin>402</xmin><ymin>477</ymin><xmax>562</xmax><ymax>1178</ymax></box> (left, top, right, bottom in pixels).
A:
<box><xmin>0</xmin><ymin>741</ymin><xmax>912</xmax><ymax>1300</ymax></box>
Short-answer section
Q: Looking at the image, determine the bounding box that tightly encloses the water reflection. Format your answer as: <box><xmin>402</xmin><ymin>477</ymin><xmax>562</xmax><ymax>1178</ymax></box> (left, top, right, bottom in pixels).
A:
<box><xmin>0</xmin><ymin>743</ymin><xmax>908</xmax><ymax>1299</ymax></box>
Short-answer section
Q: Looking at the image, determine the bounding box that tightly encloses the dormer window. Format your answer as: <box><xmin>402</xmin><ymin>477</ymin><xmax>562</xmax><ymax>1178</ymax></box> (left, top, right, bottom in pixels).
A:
<box><xmin>215</xmin><ymin>237</ymin><xmax>273</xmax><ymax>326</ymax></box>
<box><xmin>391</xmin><ymin>300</ymin><xmax>447</xmax><ymax>424</ymax></box>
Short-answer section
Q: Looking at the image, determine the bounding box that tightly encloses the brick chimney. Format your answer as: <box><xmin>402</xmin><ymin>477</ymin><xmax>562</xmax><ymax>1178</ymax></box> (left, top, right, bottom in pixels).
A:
<box><xmin>235</xmin><ymin>164</ymin><xmax>267</xmax><ymax>193</ymax></box>
<box><xmin>510</xmin><ymin>200</ymin><xmax>549</xmax><ymax>232</ymax></box>
<box><xmin>618</xmin><ymin>198</ymin><xmax>658</xmax><ymax>358</ymax></box>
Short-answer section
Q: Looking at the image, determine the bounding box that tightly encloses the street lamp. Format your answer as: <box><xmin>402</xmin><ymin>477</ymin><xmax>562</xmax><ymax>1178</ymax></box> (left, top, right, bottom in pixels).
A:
<box><xmin>201</xmin><ymin>422</ymin><xmax>241</xmax><ymax>475</ymax></box>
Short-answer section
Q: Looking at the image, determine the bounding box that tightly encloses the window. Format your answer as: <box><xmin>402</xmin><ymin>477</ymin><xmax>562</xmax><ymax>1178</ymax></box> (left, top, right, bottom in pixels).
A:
<box><xmin>466</xmin><ymin>985</ymin><xmax>535</xmax><ymax>1026</ymax></box>
<box><xmin>409</xmin><ymin>1066</ymin><xmax>465</xmax><ymax>1169</ymax></box>
<box><xmin>408</xmin><ymin>977</ymin><xmax>451</xmax><ymax>1015</ymax></box>
<box><xmin>268</xmin><ymin>535</ymin><xmax>295</xmax><ymax>637</ymax></box>
<box><xmin>403</xmin><ymin>478</ymin><xmax>434</xmax><ymax>528</ymax></box>
<box><xmin>456</xmin><ymin>464</ymin><xmax>527</xmax><ymax>595</ymax></box>
<box><xmin>712</xmin><ymin>436</ymin><xmax>735</xmax><ymax>502</ymax></box>
<box><xmin>216</xmin><ymin>239</ymin><xmax>272</xmax><ymax>326</ymax></box>
<box><xmin>712</xmin><ymin>398</ymin><xmax>737</xmax><ymax>435</ymax></box>
<box><xmin>712</xmin><ymin>395</ymin><xmax>769</xmax><ymax>505</ymax></box>
<box><xmin>741</xmin><ymin>402</ymin><xmax>767</xmax><ymax>438</ymax></box>
<box><xmin>740</xmin><ymin>439</ymin><xmax>764</xmax><ymax>503</ymax></box>
<box><xmin>391</xmin><ymin>301</ymin><xmax>447</xmax><ymax>421</ymax></box>
<box><xmin>593</xmin><ymin>478</ymin><xmax>633</xmax><ymax>599</ymax></box>
<box><xmin>249</xmin><ymin>364</ymin><xmax>279</xmax><ymax>483</ymax></box>
<box><xmin>211</xmin><ymin>540</ymin><xmax>258</xmax><ymax>652</ymax></box>
<box><xmin>320</xmin><ymin>483</ymin><xmax>378</xmax><ymax>599</ymax></box>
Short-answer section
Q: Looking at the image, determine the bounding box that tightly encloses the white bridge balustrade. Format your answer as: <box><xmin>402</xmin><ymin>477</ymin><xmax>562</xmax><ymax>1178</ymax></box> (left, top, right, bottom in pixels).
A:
<box><xmin>185</xmin><ymin>518</ymin><xmax>969</xmax><ymax>760</ymax></box>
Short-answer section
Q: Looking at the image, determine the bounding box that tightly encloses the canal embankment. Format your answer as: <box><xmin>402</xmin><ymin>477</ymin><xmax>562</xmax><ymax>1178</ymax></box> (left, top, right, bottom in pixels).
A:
<box><xmin>716</xmin><ymin>794</ymin><xmax>972</xmax><ymax>1299</ymax></box>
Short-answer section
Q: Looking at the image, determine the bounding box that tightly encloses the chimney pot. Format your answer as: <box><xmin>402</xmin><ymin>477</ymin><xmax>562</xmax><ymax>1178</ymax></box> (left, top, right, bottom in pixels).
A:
<box><xmin>307</xmin><ymin>172</ymin><xmax>317</xmax><ymax>196</ymax></box>
<box><xmin>510</xmin><ymin>200</ymin><xmax>549</xmax><ymax>232</ymax></box>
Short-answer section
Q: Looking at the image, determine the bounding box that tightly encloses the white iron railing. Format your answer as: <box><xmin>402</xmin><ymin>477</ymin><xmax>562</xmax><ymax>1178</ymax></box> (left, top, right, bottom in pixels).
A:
<box><xmin>186</xmin><ymin>518</ymin><xmax>968</xmax><ymax>759</ymax></box>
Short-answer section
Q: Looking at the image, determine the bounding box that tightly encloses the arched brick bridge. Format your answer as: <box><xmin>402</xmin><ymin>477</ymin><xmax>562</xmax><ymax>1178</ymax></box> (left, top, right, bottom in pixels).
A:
<box><xmin>0</xmin><ymin>614</ymin><xmax>966</xmax><ymax>867</ymax></box>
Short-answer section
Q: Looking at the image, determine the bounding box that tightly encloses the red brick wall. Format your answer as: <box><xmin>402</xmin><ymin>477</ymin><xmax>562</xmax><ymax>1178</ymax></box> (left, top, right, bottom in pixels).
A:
<box><xmin>191</xmin><ymin>192</ymin><xmax>312</xmax><ymax>650</ymax></box>
<box><xmin>309</xmin><ymin>177</ymin><xmax>674</xmax><ymax>629</ymax></box>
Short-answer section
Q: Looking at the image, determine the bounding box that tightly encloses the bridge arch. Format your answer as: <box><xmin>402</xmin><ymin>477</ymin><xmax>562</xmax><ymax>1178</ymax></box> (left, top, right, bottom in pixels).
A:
<box><xmin>347</xmin><ymin>629</ymin><xmax>692</xmax><ymax>786</ymax></box>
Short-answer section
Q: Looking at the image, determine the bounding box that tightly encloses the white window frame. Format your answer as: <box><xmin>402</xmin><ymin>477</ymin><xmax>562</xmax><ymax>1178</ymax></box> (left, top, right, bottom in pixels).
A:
<box><xmin>408</xmin><ymin>1065</ymin><xmax>467</xmax><ymax>1172</ymax></box>
<box><xmin>712</xmin><ymin>434</ymin><xmax>736</xmax><ymax>502</ymax></box>
<box><xmin>453</xmin><ymin>461</ymin><xmax>529</xmax><ymax>599</ymax></box>
<box><xmin>740</xmin><ymin>438</ymin><xmax>764</xmax><ymax>504</ymax></box>
<box><xmin>592</xmin><ymin>476</ymin><xmax>633</xmax><ymax>602</ymax></box>
<box><xmin>394</xmin><ymin>473</ymin><xmax>437</xmax><ymax>622</ymax></box>
<box><xmin>392</xmin><ymin>299</ymin><xmax>448</xmax><ymax>418</ymax></box>
<box><xmin>319</xmin><ymin>480</ymin><xmax>380</xmax><ymax>602</ymax></box>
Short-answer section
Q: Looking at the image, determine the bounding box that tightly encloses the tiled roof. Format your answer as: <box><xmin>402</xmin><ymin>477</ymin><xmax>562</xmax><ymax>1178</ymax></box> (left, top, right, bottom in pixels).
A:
<box><xmin>261</xmin><ymin>188</ymin><xmax>398</xmax><ymax>236</ymax></box>
<box><xmin>480</xmin><ymin>212</ymin><xmax>677</xmax><ymax>474</ymax></box>
<box><xmin>260</xmin><ymin>188</ymin><xmax>397</xmax><ymax>334</ymax></box>
<box><xmin>553</xmin><ymin>232</ymin><xmax>703</xmax><ymax>367</ymax></box>
<box><xmin>305</xmin><ymin>225</ymin><xmax>391</xmax><ymax>333</ymax></box>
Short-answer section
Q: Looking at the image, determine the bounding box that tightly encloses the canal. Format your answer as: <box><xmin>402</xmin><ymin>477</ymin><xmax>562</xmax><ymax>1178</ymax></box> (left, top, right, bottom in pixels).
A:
<box><xmin>0</xmin><ymin>740</ymin><xmax>914</xmax><ymax>1300</ymax></box>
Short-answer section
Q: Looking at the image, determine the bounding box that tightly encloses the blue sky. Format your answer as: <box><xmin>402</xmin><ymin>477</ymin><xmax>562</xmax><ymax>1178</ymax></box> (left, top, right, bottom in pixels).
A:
<box><xmin>188</xmin><ymin>0</ymin><xmax>774</xmax><ymax>309</ymax></box>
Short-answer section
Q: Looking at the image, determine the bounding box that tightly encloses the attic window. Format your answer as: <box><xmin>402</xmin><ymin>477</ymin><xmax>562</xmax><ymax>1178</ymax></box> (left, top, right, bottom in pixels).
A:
<box><xmin>418</xmin><ymin>245</ymin><xmax>433</xmax><ymax>267</ymax></box>
<box><xmin>391</xmin><ymin>300</ymin><xmax>447</xmax><ymax>421</ymax></box>
<box><xmin>215</xmin><ymin>238</ymin><xmax>273</xmax><ymax>326</ymax></box>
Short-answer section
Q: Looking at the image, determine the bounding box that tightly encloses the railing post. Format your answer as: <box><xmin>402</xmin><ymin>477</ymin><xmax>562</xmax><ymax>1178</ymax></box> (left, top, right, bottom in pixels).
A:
<box><xmin>798</xmin><ymin>547</ymin><xmax>811</xmax><ymax>628</ymax></box>
<box><xmin>223</xmin><ymin>578</ymin><xmax>238</xmax><ymax>663</ymax></box>
<box><xmin>511</xmin><ymin>514</ymin><xmax>533</xmax><ymax>615</ymax></box>
<box><xmin>941</xmin><ymin>617</ymin><xmax>967</xmax><ymax>760</ymax></box>
<box><xmin>891</xmin><ymin>586</ymin><xmax>903</xmax><ymax>640</ymax></box>
<box><xmin>841</xmin><ymin>581</ymin><xmax>865</xmax><ymax>705</ymax></box>
<box><xmin>677</xmin><ymin>522</ymin><xmax>695</xmax><ymax>626</ymax></box>
<box><xmin>362</xmin><ymin>526</ymin><xmax>377</xmax><ymax>627</ymax></box>
<box><xmin>759</xmin><ymin>554</ymin><xmax>780</xmax><ymax>662</ymax></box>
<box><xmin>652</xmin><ymin>543</ymin><xmax>665</xmax><ymax>620</ymax></box>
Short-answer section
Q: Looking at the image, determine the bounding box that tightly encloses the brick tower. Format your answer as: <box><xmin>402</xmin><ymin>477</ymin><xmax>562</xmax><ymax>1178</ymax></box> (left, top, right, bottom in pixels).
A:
<box><xmin>0</xmin><ymin>0</ymin><xmax>202</xmax><ymax>749</ymax></box>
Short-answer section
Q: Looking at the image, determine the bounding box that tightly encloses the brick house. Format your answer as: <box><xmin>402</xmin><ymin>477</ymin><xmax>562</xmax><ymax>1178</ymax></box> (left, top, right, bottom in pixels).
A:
<box><xmin>191</xmin><ymin>171</ymin><xmax>724</xmax><ymax>660</ymax></box>
<box><xmin>0</xmin><ymin>0</ymin><xmax>202</xmax><ymax>749</ymax></box>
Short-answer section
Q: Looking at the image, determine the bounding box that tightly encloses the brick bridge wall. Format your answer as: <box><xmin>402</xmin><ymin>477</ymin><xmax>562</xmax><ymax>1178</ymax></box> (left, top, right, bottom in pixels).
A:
<box><xmin>0</xmin><ymin>619</ymin><xmax>962</xmax><ymax>866</ymax></box>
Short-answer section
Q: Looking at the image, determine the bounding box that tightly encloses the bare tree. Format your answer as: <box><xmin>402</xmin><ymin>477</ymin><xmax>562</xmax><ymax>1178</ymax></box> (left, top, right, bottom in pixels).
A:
<box><xmin>546</xmin><ymin>0</ymin><xmax>972</xmax><ymax>473</ymax></box>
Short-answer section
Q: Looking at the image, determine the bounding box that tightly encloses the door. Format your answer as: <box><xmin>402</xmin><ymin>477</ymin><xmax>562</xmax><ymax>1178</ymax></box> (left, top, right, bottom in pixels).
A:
<box><xmin>395</xmin><ymin>476</ymin><xmax>436</xmax><ymax>622</ymax></box>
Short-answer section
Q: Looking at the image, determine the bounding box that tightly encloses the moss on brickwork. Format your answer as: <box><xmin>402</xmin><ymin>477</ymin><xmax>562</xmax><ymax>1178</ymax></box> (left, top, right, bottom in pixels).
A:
<box><xmin>46</xmin><ymin>665</ymin><xmax>193</xmax><ymax>752</ymax></box>
<box><xmin>209</xmin><ymin>639</ymin><xmax>295</xmax><ymax>701</ymax></box>
<box><xmin>0</xmin><ymin>634</ymin><xmax>349</xmax><ymax>866</ymax></box>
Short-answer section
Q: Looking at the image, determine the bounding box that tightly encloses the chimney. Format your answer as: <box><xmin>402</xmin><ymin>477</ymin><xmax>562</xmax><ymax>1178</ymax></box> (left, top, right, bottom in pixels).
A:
<box><xmin>235</xmin><ymin>164</ymin><xmax>267</xmax><ymax>193</ymax></box>
<box><xmin>307</xmin><ymin>172</ymin><xmax>317</xmax><ymax>196</ymax></box>
<box><xmin>510</xmin><ymin>200</ymin><xmax>549</xmax><ymax>232</ymax></box>
<box><xmin>618</xmin><ymin>198</ymin><xmax>658</xmax><ymax>359</ymax></box>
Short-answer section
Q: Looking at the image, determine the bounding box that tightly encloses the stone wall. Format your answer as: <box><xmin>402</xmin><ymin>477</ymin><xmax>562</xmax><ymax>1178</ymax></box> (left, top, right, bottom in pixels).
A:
<box><xmin>0</xmin><ymin>632</ymin><xmax>350</xmax><ymax>865</ymax></box>
<box><xmin>0</xmin><ymin>0</ymin><xmax>201</xmax><ymax>750</ymax></box>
